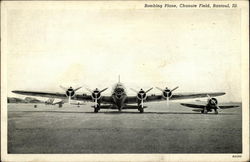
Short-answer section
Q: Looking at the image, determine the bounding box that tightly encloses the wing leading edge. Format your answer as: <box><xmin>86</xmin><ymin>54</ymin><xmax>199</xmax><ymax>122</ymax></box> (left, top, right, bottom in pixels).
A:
<box><xmin>12</xmin><ymin>90</ymin><xmax>113</xmax><ymax>104</ymax></box>
<box><xmin>126</xmin><ymin>92</ymin><xmax>225</xmax><ymax>104</ymax></box>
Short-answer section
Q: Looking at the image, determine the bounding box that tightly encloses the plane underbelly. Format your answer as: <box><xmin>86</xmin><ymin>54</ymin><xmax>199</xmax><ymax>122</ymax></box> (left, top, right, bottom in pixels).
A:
<box><xmin>112</xmin><ymin>94</ymin><xmax>127</xmax><ymax>109</ymax></box>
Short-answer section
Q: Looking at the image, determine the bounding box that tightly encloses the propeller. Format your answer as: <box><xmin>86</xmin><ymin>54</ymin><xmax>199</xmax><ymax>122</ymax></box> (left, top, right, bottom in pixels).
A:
<box><xmin>156</xmin><ymin>86</ymin><xmax>179</xmax><ymax>106</ymax></box>
<box><xmin>60</xmin><ymin>86</ymin><xmax>82</xmax><ymax>104</ymax></box>
<box><xmin>85</xmin><ymin>87</ymin><xmax>108</xmax><ymax>108</ymax></box>
<box><xmin>207</xmin><ymin>94</ymin><xmax>220</xmax><ymax>109</ymax></box>
<box><xmin>130</xmin><ymin>87</ymin><xmax>153</xmax><ymax>108</ymax></box>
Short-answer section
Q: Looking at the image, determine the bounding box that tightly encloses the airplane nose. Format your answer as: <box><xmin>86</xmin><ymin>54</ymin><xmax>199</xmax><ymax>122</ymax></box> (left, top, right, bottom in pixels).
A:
<box><xmin>116</xmin><ymin>94</ymin><xmax>122</xmax><ymax>99</ymax></box>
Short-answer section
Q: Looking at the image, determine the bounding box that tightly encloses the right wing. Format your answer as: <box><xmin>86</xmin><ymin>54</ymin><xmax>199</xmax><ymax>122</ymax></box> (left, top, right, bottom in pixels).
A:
<box><xmin>219</xmin><ymin>105</ymin><xmax>240</xmax><ymax>109</ymax></box>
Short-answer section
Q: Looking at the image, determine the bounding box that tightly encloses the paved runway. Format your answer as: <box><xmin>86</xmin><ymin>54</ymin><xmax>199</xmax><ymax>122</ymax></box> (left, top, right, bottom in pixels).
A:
<box><xmin>8</xmin><ymin>102</ymin><xmax>242</xmax><ymax>153</ymax></box>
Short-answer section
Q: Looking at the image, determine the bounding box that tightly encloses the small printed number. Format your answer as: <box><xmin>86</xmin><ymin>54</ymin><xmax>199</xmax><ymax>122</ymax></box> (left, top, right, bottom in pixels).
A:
<box><xmin>232</xmin><ymin>155</ymin><xmax>241</xmax><ymax>158</ymax></box>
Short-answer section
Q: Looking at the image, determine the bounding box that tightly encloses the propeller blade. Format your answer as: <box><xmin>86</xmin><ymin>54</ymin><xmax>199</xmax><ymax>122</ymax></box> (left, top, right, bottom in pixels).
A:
<box><xmin>171</xmin><ymin>86</ymin><xmax>179</xmax><ymax>92</ymax></box>
<box><xmin>94</xmin><ymin>98</ymin><xmax>98</xmax><ymax>108</ymax></box>
<box><xmin>130</xmin><ymin>88</ymin><xmax>138</xmax><ymax>93</ymax></box>
<box><xmin>100</xmin><ymin>87</ymin><xmax>108</xmax><ymax>93</ymax></box>
<box><xmin>74</xmin><ymin>86</ymin><xmax>82</xmax><ymax>91</ymax></box>
<box><xmin>156</xmin><ymin>87</ymin><xmax>164</xmax><ymax>91</ymax></box>
<box><xmin>141</xmin><ymin>99</ymin><xmax>144</xmax><ymax>108</ymax></box>
<box><xmin>68</xmin><ymin>96</ymin><xmax>71</xmax><ymax>104</ymax></box>
<box><xmin>60</xmin><ymin>85</ymin><xmax>68</xmax><ymax>91</ymax></box>
<box><xmin>145</xmin><ymin>87</ymin><xmax>153</xmax><ymax>93</ymax></box>
<box><xmin>166</xmin><ymin>97</ymin><xmax>169</xmax><ymax>107</ymax></box>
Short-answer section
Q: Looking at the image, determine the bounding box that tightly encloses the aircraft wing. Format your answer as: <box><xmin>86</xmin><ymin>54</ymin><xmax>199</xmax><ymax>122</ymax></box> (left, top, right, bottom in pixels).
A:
<box><xmin>126</xmin><ymin>92</ymin><xmax>225</xmax><ymax>103</ymax></box>
<box><xmin>180</xmin><ymin>103</ymin><xmax>206</xmax><ymax>108</ymax></box>
<box><xmin>12</xmin><ymin>90</ymin><xmax>67</xmax><ymax>99</ymax></box>
<box><xmin>170</xmin><ymin>92</ymin><xmax>225</xmax><ymax>100</ymax></box>
<box><xmin>180</xmin><ymin>103</ymin><xmax>240</xmax><ymax>109</ymax></box>
<box><xmin>218</xmin><ymin>105</ymin><xmax>240</xmax><ymax>109</ymax></box>
<box><xmin>12</xmin><ymin>90</ymin><xmax>113</xmax><ymax>104</ymax></box>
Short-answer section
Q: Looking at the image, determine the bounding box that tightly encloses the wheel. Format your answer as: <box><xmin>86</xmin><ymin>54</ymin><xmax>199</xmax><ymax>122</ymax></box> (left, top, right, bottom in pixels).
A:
<box><xmin>203</xmin><ymin>109</ymin><xmax>208</xmax><ymax>114</ymax></box>
<box><xmin>138</xmin><ymin>108</ymin><xmax>144</xmax><ymax>113</ymax></box>
<box><xmin>214</xmin><ymin>109</ymin><xmax>218</xmax><ymax>114</ymax></box>
<box><xmin>58</xmin><ymin>104</ymin><xmax>62</xmax><ymax>108</ymax></box>
<box><xmin>94</xmin><ymin>108</ymin><xmax>99</xmax><ymax>113</ymax></box>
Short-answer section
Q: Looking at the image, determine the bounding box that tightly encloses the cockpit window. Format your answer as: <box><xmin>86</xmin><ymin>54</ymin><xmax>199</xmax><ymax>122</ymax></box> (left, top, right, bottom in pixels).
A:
<box><xmin>115</xmin><ymin>88</ymin><xmax>124</xmax><ymax>94</ymax></box>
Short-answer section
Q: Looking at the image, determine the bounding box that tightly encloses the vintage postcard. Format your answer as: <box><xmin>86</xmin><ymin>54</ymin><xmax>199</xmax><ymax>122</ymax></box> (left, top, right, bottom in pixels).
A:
<box><xmin>1</xmin><ymin>0</ymin><xmax>249</xmax><ymax>161</ymax></box>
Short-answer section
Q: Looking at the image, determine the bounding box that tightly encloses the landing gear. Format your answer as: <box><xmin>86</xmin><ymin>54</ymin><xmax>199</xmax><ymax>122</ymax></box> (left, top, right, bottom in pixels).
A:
<box><xmin>214</xmin><ymin>109</ymin><xmax>218</xmax><ymax>114</ymax></box>
<box><xmin>58</xmin><ymin>103</ymin><xmax>62</xmax><ymax>108</ymax></box>
<box><xmin>94</xmin><ymin>105</ymin><xmax>100</xmax><ymax>113</ymax></box>
<box><xmin>139</xmin><ymin>108</ymin><xmax>144</xmax><ymax>113</ymax></box>
<box><xmin>94</xmin><ymin>108</ymin><xmax>99</xmax><ymax>113</ymax></box>
<box><xmin>201</xmin><ymin>108</ymin><xmax>208</xmax><ymax>114</ymax></box>
<box><xmin>138</xmin><ymin>106</ymin><xmax>144</xmax><ymax>113</ymax></box>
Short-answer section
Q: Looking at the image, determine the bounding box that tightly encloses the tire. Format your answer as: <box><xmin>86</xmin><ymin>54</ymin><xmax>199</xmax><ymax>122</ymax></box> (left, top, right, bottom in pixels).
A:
<box><xmin>94</xmin><ymin>108</ymin><xmax>99</xmax><ymax>113</ymax></box>
<box><xmin>214</xmin><ymin>109</ymin><xmax>218</xmax><ymax>114</ymax></box>
<box><xmin>138</xmin><ymin>108</ymin><xmax>144</xmax><ymax>113</ymax></box>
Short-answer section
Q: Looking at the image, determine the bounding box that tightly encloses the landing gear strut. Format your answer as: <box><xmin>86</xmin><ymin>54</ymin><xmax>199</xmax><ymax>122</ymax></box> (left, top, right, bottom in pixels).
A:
<box><xmin>138</xmin><ymin>106</ymin><xmax>144</xmax><ymax>113</ymax></box>
<box><xmin>139</xmin><ymin>108</ymin><xmax>144</xmax><ymax>113</ymax></box>
<box><xmin>201</xmin><ymin>108</ymin><xmax>208</xmax><ymax>114</ymax></box>
<box><xmin>214</xmin><ymin>109</ymin><xmax>218</xmax><ymax>114</ymax></box>
<box><xmin>94</xmin><ymin>105</ymin><xmax>100</xmax><ymax>113</ymax></box>
<box><xmin>94</xmin><ymin>108</ymin><xmax>99</xmax><ymax>113</ymax></box>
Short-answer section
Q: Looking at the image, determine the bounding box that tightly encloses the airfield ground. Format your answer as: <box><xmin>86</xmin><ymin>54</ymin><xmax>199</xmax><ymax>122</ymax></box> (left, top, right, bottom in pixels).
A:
<box><xmin>8</xmin><ymin>102</ymin><xmax>242</xmax><ymax>153</ymax></box>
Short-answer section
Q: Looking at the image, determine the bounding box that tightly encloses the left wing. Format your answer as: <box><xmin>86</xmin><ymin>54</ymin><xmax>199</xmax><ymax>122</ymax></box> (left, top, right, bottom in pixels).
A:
<box><xmin>126</xmin><ymin>92</ymin><xmax>225</xmax><ymax>104</ymax></box>
<box><xmin>180</xmin><ymin>103</ymin><xmax>206</xmax><ymax>108</ymax></box>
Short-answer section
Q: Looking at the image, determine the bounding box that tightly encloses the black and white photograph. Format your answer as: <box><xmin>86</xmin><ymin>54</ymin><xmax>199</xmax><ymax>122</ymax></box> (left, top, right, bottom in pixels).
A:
<box><xmin>1</xmin><ymin>1</ymin><xmax>249</xmax><ymax>161</ymax></box>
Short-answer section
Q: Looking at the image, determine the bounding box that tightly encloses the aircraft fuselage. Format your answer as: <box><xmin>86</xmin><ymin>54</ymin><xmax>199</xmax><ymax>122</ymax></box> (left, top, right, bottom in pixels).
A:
<box><xmin>111</xmin><ymin>83</ymin><xmax>127</xmax><ymax>110</ymax></box>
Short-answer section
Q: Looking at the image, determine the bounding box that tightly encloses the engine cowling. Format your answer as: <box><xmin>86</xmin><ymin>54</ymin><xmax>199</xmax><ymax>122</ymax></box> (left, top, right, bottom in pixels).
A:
<box><xmin>162</xmin><ymin>87</ymin><xmax>172</xmax><ymax>99</ymax></box>
<box><xmin>85</xmin><ymin>87</ymin><xmax>108</xmax><ymax>108</ymax></box>
<box><xmin>156</xmin><ymin>86</ymin><xmax>178</xmax><ymax>99</ymax></box>
<box><xmin>208</xmin><ymin>98</ymin><xmax>218</xmax><ymax>106</ymax></box>
<box><xmin>60</xmin><ymin>86</ymin><xmax>82</xmax><ymax>104</ymax></box>
<box><xmin>66</xmin><ymin>87</ymin><xmax>75</xmax><ymax>97</ymax></box>
<box><xmin>137</xmin><ymin>89</ymin><xmax>147</xmax><ymax>100</ymax></box>
<box><xmin>91</xmin><ymin>88</ymin><xmax>102</xmax><ymax>100</ymax></box>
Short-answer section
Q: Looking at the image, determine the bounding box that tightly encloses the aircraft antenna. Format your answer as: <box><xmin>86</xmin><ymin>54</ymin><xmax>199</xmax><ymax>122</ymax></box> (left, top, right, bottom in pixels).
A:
<box><xmin>118</xmin><ymin>75</ymin><xmax>120</xmax><ymax>83</ymax></box>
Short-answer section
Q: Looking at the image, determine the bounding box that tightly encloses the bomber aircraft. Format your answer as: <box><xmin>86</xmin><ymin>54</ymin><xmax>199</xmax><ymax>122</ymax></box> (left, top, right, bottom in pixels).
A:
<box><xmin>180</xmin><ymin>95</ymin><xmax>239</xmax><ymax>114</ymax></box>
<box><xmin>12</xmin><ymin>77</ymin><xmax>226</xmax><ymax>113</ymax></box>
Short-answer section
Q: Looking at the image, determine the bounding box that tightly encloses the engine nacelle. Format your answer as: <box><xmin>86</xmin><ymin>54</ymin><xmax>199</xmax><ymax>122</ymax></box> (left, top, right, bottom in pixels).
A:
<box><xmin>137</xmin><ymin>89</ymin><xmax>147</xmax><ymax>100</ymax></box>
<box><xmin>91</xmin><ymin>88</ymin><xmax>102</xmax><ymax>100</ymax></box>
<box><xmin>162</xmin><ymin>87</ymin><xmax>172</xmax><ymax>99</ymax></box>
<box><xmin>208</xmin><ymin>98</ymin><xmax>218</xmax><ymax>106</ymax></box>
<box><xmin>65</xmin><ymin>87</ymin><xmax>75</xmax><ymax>97</ymax></box>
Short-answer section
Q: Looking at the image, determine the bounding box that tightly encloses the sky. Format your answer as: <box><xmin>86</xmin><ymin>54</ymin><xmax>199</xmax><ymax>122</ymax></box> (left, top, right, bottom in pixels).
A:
<box><xmin>5</xmin><ymin>2</ymin><xmax>242</xmax><ymax>102</ymax></box>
